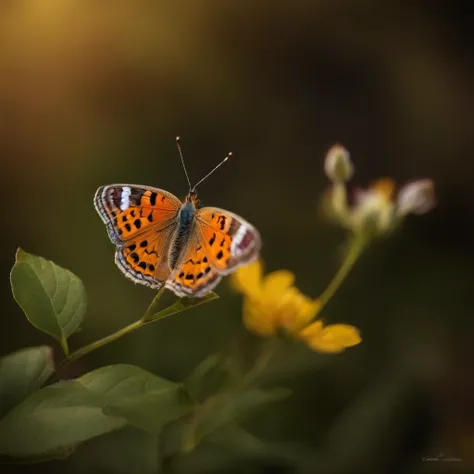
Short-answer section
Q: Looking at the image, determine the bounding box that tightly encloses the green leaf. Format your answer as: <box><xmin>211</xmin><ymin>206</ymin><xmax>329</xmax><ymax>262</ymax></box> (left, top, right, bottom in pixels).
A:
<box><xmin>183</xmin><ymin>388</ymin><xmax>290</xmax><ymax>452</ymax></box>
<box><xmin>0</xmin><ymin>444</ymin><xmax>76</xmax><ymax>464</ymax></box>
<box><xmin>0</xmin><ymin>346</ymin><xmax>54</xmax><ymax>419</ymax></box>
<box><xmin>143</xmin><ymin>292</ymin><xmax>218</xmax><ymax>323</ymax></box>
<box><xmin>10</xmin><ymin>249</ymin><xmax>87</xmax><ymax>352</ymax></box>
<box><xmin>0</xmin><ymin>381</ymin><xmax>125</xmax><ymax>457</ymax></box>
<box><xmin>0</xmin><ymin>364</ymin><xmax>191</xmax><ymax>457</ymax></box>
<box><xmin>105</xmin><ymin>390</ymin><xmax>191</xmax><ymax>435</ymax></box>
<box><xmin>184</xmin><ymin>353</ymin><xmax>241</xmax><ymax>403</ymax></box>
<box><xmin>78</xmin><ymin>364</ymin><xmax>192</xmax><ymax>435</ymax></box>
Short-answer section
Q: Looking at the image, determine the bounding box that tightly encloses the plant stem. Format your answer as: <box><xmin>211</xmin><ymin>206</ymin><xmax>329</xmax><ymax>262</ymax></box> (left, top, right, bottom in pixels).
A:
<box><xmin>65</xmin><ymin>318</ymin><xmax>145</xmax><ymax>364</ymax></box>
<box><xmin>241</xmin><ymin>338</ymin><xmax>278</xmax><ymax>387</ymax></box>
<box><xmin>59</xmin><ymin>335</ymin><xmax>69</xmax><ymax>356</ymax></box>
<box><xmin>318</xmin><ymin>237</ymin><xmax>366</xmax><ymax>312</ymax></box>
<box><xmin>44</xmin><ymin>286</ymin><xmax>168</xmax><ymax>385</ymax></box>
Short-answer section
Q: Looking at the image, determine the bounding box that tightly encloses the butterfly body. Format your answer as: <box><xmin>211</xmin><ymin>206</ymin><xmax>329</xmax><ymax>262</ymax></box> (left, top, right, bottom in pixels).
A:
<box><xmin>169</xmin><ymin>194</ymin><xmax>198</xmax><ymax>269</ymax></box>
<box><xmin>94</xmin><ymin>184</ymin><xmax>261</xmax><ymax>297</ymax></box>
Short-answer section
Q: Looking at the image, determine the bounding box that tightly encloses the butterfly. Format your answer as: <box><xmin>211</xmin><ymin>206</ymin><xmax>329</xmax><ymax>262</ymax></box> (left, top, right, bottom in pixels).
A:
<box><xmin>94</xmin><ymin>137</ymin><xmax>261</xmax><ymax>298</ymax></box>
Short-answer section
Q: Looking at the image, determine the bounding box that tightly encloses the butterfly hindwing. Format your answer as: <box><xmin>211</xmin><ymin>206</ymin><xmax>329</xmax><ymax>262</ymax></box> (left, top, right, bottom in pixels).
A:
<box><xmin>196</xmin><ymin>207</ymin><xmax>261</xmax><ymax>274</ymax></box>
<box><xmin>116</xmin><ymin>225</ymin><xmax>176</xmax><ymax>289</ymax></box>
<box><xmin>94</xmin><ymin>185</ymin><xmax>181</xmax><ymax>244</ymax></box>
<box><xmin>165</xmin><ymin>234</ymin><xmax>222</xmax><ymax>297</ymax></box>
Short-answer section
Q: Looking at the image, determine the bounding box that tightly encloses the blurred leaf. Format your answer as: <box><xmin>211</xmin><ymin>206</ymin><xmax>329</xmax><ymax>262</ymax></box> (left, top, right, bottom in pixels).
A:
<box><xmin>169</xmin><ymin>424</ymin><xmax>273</xmax><ymax>474</ymax></box>
<box><xmin>0</xmin><ymin>380</ymin><xmax>125</xmax><ymax>457</ymax></box>
<box><xmin>0</xmin><ymin>364</ymin><xmax>191</xmax><ymax>457</ymax></box>
<box><xmin>105</xmin><ymin>390</ymin><xmax>191</xmax><ymax>435</ymax></box>
<box><xmin>184</xmin><ymin>388</ymin><xmax>291</xmax><ymax>452</ymax></box>
<box><xmin>0</xmin><ymin>346</ymin><xmax>54</xmax><ymax>419</ymax></box>
<box><xmin>68</xmin><ymin>427</ymin><xmax>158</xmax><ymax>474</ymax></box>
<box><xmin>0</xmin><ymin>445</ymin><xmax>76</xmax><ymax>464</ymax></box>
<box><xmin>79</xmin><ymin>364</ymin><xmax>192</xmax><ymax>434</ymax></box>
<box><xmin>184</xmin><ymin>353</ymin><xmax>241</xmax><ymax>403</ymax></box>
<box><xmin>10</xmin><ymin>249</ymin><xmax>87</xmax><ymax>353</ymax></box>
<box><xmin>142</xmin><ymin>292</ymin><xmax>218</xmax><ymax>323</ymax></box>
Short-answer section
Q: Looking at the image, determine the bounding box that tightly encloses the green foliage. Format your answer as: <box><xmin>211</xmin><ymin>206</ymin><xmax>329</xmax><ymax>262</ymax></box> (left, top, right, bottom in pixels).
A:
<box><xmin>0</xmin><ymin>380</ymin><xmax>123</xmax><ymax>457</ymax></box>
<box><xmin>0</xmin><ymin>346</ymin><xmax>54</xmax><ymax>419</ymax></box>
<box><xmin>10</xmin><ymin>249</ymin><xmax>86</xmax><ymax>353</ymax></box>
<box><xmin>5</xmin><ymin>249</ymin><xmax>287</xmax><ymax>463</ymax></box>
<box><xmin>81</xmin><ymin>365</ymin><xmax>192</xmax><ymax>435</ymax></box>
<box><xmin>184</xmin><ymin>353</ymin><xmax>241</xmax><ymax>403</ymax></box>
<box><xmin>0</xmin><ymin>364</ymin><xmax>191</xmax><ymax>457</ymax></box>
<box><xmin>182</xmin><ymin>388</ymin><xmax>291</xmax><ymax>453</ymax></box>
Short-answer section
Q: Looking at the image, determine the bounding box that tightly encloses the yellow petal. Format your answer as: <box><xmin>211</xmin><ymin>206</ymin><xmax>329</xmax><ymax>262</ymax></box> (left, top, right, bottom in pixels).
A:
<box><xmin>261</xmin><ymin>270</ymin><xmax>295</xmax><ymax>303</ymax></box>
<box><xmin>303</xmin><ymin>323</ymin><xmax>361</xmax><ymax>353</ymax></box>
<box><xmin>242</xmin><ymin>297</ymin><xmax>277</xmax><ymax>337</ymax></box>
<box><xmin>279</xmin><ymin>296</ymin><xmax>321</xmax><ymax>334</ymax></box>
<box><xmin>230</xmin><ymin>259</ymin><xmax>264</xmax><ymax>297</ymax></box>
<box><xmin>299</xmin><ymin>320</ymin><xmax>324</xmax><ymax>339</ymax></box>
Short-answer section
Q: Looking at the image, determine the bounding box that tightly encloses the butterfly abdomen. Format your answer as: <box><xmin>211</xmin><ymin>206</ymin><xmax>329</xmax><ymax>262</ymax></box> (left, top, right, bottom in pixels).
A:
<box><xmin>169</xmin><ymin>201</ymin><xmax>196</xmax><ymax>269</ymax></box>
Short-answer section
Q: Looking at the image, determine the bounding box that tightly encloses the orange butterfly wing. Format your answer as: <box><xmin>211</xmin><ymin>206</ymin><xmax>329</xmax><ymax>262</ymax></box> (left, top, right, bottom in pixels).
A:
<box><xmin>196</xmin><ymin>207</ymin><xmax>261</xmax><ymax>274</ymax></box>
<box><xmin>94</xmin><ymin>185</ymin><xmax>181</xmax><ymax>288</ymax></box>
<box><xmin>94</xmin><ymin>184</ymin><xmax>181</xmax><ymax>244</ymax></box>
<box><xmin>165</xmin><ymin>234</ymin><xmax>222</xmax><ymax>297</ymax></box>
<box><xmin>166</xmin><ymin>207</ymin><xmax>261</xmax><ymax>297</ymax></box>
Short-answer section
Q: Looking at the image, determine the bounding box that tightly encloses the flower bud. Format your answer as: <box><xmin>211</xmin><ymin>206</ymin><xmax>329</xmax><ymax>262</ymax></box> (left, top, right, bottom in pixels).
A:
<box><xmin>350</xmin><ymin>187</ymin><xmax>395</xmax><ymax>237</ymax></box>
<box><xmin>396</xmin><ymin>179</ymin><xmax>436</xmax><ymax>216</ymax></box>
<box><xmin>324</xmin><ymin>144</ymin><xmax>354</xmax><ymax>183</ymax></box>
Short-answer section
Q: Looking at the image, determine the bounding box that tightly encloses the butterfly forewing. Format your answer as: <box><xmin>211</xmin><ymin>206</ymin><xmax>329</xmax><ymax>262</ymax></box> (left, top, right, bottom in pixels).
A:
<box><xmin>94</xmin><ymin>185</ymin><xmax>181</xmax><ymax>244</ymax></box>
<box><xmin>196</xmin><ymin>207</ymin><xmax>261</xmax><ymax>274</ymax></box>
<box><xmin>94</xmin><ymin>184</ymin><xmax>182</xmax><ymax>289</ymax></box>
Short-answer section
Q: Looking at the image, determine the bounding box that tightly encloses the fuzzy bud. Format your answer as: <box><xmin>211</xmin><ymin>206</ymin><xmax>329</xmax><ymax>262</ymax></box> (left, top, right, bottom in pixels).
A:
<box><xmin>324</xmin><ymin>144</ymin><xmax>354</xmax><ymax>183</ymax></box>
<box><xmin>396</xmin><ymin>179</ymin><xmax>436</xmax><ymax>216</ymax></box>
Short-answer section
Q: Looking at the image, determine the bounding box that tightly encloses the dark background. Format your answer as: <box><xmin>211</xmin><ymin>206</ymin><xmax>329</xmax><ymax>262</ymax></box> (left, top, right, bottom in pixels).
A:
<box><xmin>1</xmin><ymin>1</ymin><xmax>473</xmax><ymax>473</ymax></box>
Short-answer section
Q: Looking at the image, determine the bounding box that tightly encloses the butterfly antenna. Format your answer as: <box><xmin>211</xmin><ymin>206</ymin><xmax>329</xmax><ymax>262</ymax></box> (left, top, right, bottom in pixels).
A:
<box><xmin>176</xmin><ymin>136</ymin><xmax>193</xmax><ymax>191</ymax></box>
<box><xmin>192</xmin><ymin>152</ymin><xmax>232</xmax><ymax>191</ymax></box>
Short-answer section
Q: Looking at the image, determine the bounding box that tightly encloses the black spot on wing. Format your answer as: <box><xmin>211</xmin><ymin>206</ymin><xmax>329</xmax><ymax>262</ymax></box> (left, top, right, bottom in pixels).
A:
<box><xmin>219</xmin><ymin>216</ymin><xmax>226</xmax><ymax>230</ymax></box>
<box><xmin>150</xmin><ymin>192</ymin><xmax>157</xmax><ymax>206</ymax></box>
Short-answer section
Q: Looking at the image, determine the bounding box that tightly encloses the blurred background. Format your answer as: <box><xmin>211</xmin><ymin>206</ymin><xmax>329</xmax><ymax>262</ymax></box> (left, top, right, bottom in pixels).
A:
<box><xmin>1</xmin><ymin>1</ymin><xmax>473</xmax><ymax>473</ymax></box>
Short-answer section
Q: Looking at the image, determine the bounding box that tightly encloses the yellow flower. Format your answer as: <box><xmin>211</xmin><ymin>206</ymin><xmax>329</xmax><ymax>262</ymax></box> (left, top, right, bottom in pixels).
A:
<box><xmin>231</xmin><ymin>260</ymin><xmax>361</xmax><ymax>354</ymax></box>
<box><xmin>299</xmin><ymin>321</ymin><xmax>362</xmax><ymax>353</ymax></box>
